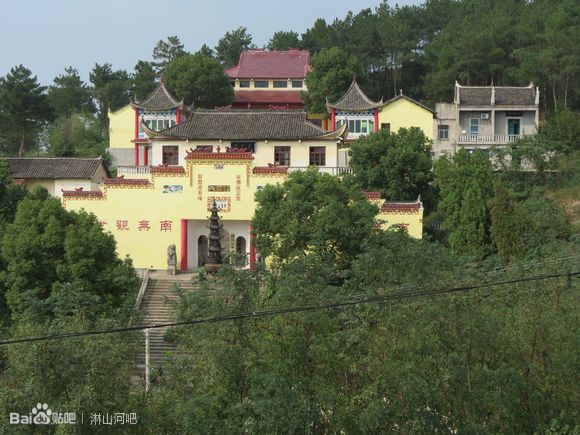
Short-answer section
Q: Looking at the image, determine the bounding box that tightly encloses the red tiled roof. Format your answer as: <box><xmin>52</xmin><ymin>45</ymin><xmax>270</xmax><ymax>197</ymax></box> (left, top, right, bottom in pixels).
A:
<box><xmin>61</xmin><ymin>190</ymin><xmax>104</xmax><ymax>198</ymax></box>
<box><xmin>363</xmin><ymin>191</ymin><xmax>382</xmax><ymax>200</ymax></box>
<box><xmin>150</xmin><ymin>166</ymin><xmax>186</xmax><ymax>174</ymax></box>
<box><xmin>253</xmin><ymin>166</ymin><xmax>289</xmax><ymax>174</ymax></box>
<box><xmin>185</xmin><ymin>150</ymin><xmax>254</xmax><ymax>160</ymax></box>
<box><xmin>233</xmin><ymin>90</ymin><xmax>303</xmax><ymax>104</ymax></box>
<box><xmin>225</xmin><ymin>50</ymin><xmax>311</xmax><ymax>79</ymax></box>
<box><xmin>104</xmin><ymin>178</ymin><xmax>151</xmax><ymax>186</ymax></box>
<box><xmin>381</xmin><ymin>201</ymin><xmax>422</xmax><ymax>213</ymax></box>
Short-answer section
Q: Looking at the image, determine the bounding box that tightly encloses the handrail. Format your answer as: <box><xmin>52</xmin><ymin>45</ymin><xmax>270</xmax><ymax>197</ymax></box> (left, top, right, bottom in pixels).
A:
<box><xmin>134</xmin><ymin>268</ymin><xmax>150</xmax><ymax>309</ymax></box>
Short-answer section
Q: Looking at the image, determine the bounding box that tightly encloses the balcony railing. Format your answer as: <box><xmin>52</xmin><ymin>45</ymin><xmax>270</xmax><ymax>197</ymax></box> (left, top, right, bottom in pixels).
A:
<box><xmin>458</xmin><ymin>134</ymin><xmax>525</xmax><ymax>144</ymax></box>
<box><xmin>288</xmin><ymin>166</ymin><xmax>353</xmax><ymax>176</ymax></box>
<box><xmin>117</xmin><ymin>165</ymin><xmax>353</xmax><ymax>177</ymax></box>
<box><xmin>117</xmin><ymin>166</ymin><xmax>151</xmax><ymax>176</ymax></box>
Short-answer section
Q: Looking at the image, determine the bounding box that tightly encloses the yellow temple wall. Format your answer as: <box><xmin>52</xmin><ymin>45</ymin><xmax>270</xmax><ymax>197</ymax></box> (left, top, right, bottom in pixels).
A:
<box><xmin>109</xmin><ymin>105</ymin><xmax>135</xmax><ymax>150</ymax></box>
<box><xmin>379</xmin><ymin>209</ymin><xmax>423</xmax><ymax>239</ymax></box>
<box><xmin>378</xmin><ymin>98</ymin><xmax>434</xmax><ymax>141</ymax></box>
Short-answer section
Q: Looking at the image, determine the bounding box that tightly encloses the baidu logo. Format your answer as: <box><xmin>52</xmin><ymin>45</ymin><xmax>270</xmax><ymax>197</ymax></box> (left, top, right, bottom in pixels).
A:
<box><xmin>9</xmin><ymin>403</ymin><xmax>76</xmax><ymax>425</ymax></box>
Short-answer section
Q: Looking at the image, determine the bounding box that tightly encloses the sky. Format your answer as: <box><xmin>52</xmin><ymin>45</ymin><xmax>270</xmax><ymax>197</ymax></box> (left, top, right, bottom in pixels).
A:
<box><xmin>1</xmin><ymin>0</ymin><xmax>422</xmax><ymax>86</ymax></box>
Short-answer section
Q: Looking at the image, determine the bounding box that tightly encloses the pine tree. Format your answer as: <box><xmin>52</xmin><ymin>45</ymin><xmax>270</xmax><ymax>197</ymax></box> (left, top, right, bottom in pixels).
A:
<box><xmin>0</xmin><ymin>65</ymin><xmax>53</xmax><ymax>155</ymax></box>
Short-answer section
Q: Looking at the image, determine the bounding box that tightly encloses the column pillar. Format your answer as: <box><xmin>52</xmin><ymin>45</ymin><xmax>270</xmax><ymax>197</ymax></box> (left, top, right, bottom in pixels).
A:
<box><xmin>331</xmin><ymin>109</ymin><xmax>336</xmax><ymax>131</ymax></box>
<box><xmin>134</xmin><ymin>144</ymin><xmax>139</xmax><ymax>166</ymax></box>
<box><xmin>323</xmin><ymin>118</ymin><xmax>328</xmax><ymax>131</ymax></box>
<box><xmin>134</xmin><ymin>108</ymin><xmax>139</xmax><ymax>140</ymax></box>
<box><xmin>180</xmin><ymin>219</ymin><xmax>188</xmax><ymax>271</ymax></box>
<box><xmin>176</xmin><ymin>108</ymin><xmax>181</xmax><ymax>125</ymax></box>
<box><xmin>143</xmin><ymin>146</ymin><xmax>148</xmax><ymax>166</ymax></box>
<box><xmin>249</xmin><ymin>222</ymin><xmax>256</xmax><ymax>271</ymax></box>
<box><xmin>374</xmin><ymin>109</ymin><xmax>379</xmax><ymax>133</ymax></box>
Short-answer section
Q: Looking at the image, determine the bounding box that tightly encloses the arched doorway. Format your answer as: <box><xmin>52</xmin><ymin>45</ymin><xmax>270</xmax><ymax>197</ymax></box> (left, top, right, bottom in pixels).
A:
<box><xmin>235</xmin><ymin>236</ymin><xmax>247</xmax><ymax>266</ymax></box>
<box><xmin>197</xmin><ymin>236</ymin><xmax>208</xmax><ymax>267</ymax></box>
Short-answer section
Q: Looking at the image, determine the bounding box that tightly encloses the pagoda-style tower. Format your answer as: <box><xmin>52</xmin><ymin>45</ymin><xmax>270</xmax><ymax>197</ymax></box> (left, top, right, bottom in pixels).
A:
<box><xmin>130</xmin><ymin>80</ymin><xmax>189</xmax><ymax>166</ymax></box>
<box><xmin>204</xmin><ymin>201</ymin><xmax>224</xmax><ymax>274</ymax></box>
<box><xmin>326</xmin><ymin>79</ymin><xmax>383</xmax><ymax>140</ymax></box>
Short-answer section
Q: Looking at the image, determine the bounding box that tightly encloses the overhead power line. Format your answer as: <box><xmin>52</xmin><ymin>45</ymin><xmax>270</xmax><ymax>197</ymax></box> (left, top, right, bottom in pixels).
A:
<box><xmin>0</xmin><ymin>271</ymin><xmax>577</xmax><ymax>347</ymax></box>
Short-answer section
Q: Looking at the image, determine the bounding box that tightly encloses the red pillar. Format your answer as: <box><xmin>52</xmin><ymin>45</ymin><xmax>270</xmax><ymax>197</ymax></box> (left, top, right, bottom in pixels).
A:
<box><xmin>249</xmin><ymin>222</ymin><xmax>256</xmax><ymax>271</ymax></box>
<box><xmin>374</xmin><ymin>109</ymin><xmax>379</xmax><ymax>133</ymax></box>
<box><xmin>176</xmin><ymin>108</ymin><xmax>181</xmax><ymax>125</ymax></box>
<box><xmin>134</xmin><ymin>144</ymin><xmax>139</xmax><ymax>166</ymax></box>
<box><xmin>134</xmin><ymin>108</ymin><xmax>139</xmax><ymax>140</ymax></box>
<box><xmin>323</xmin><ymin>118</ymin><xmax>328</xmax><ymax>130</ymax></box>
<box><xmin>331</xmin><ymin>109</ymin><xmax>336</xmax><ymax>130</ymax></box>
<box><xmin>180</xmin><ymin>219</ymin><xmax>188</xmax><ymax>271</ymax></box>
<box><xmin>143</xmin><ymin>146</ymin><xmax>148</xmax><ymax>166</ymax></box>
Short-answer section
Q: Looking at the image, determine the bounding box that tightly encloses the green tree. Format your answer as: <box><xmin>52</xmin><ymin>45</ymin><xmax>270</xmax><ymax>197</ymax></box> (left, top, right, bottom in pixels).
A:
<box><xmin>152</xmin><ymin>35</ymin><xmax>187</xmax><ymax>75</ymax></box>
<box><xmin>349</xmin><ymin>127</ymin><xmax>434</xmax><ymax>206</ymax></box>
<box><xmin>490</xmin><ymin>180</ymin><xmax>525</xmax><ymax>263</ymax></box>
<box><xmin>164</xmin><ymin>53</ymin><xmax>233</xmax><ymax>108</ymax></box>
<box><xmin>267</xmin><ymin>31</ymin><xmax>301</xmax><ymax>50</ymax></box>
<box><xmin>47</xmin><ymin>66</ymin><xmax>94</xmax><ymax>118</ymax></box>
<box><xmin>48</xmin><ymin>115</ymin><xmax>108</xmax><ymax>158</ymax></box>
<box><xmin>196</xmin><ymin>43</ymin><xmax>215</xmax><ymax>57</ymax></box>
<box><xmin>301</xmin><ymin>18</ymin><xmax>336</xmax><ymax>52</ymax></box>
<box><xmin>0</xmin><ymin>189</ymin><xmax>138</xmax><ymax>323</ymax></box>
<box><xmin>215</xmin><ymin>26</ymin><xmax>255</xmax><ymax>68</ymax></box>
<box><xmin>434</xmin><ymin>149</ymin><xmax>494</xmax><ymax>256</ymax></box>
<box><xmin>89</xmin><ymin>63</ymin><xmax>132</xmax><ymax>134</ymax></box>
<box><xmin>132</xmin><ymin>60</ymin><xmax>157</xmax><ymax>101</ymax></box>
<box><xmin>0</xmin><ymin>65</ymin><xmax>53</xmax><ymax>156</ymax></box>
<box><xmin>253</xmin><ymin>168</ymin><xmax>377</xmax><ymax>270</ymax></box>
<box><xmin>303</xmin><ymin>47</ymin><xmax>363</xmax><ymax>113</ymax></box>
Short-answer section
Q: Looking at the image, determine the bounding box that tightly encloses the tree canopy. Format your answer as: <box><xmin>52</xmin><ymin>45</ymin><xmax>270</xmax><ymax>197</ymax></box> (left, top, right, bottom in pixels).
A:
<box><xmin>0</xmin><ymin>65</ymin><xmax>53</xmax><ymax>156</ymax></box>
<box><xmin>303</xmin><ymin>47</ymin><xmax>363</xmax><ymax>113</ymax></box>
<box><xmin>349</xmin><ymin>127</ymin><xmax>435</xmax><ymax>207</ymax></box>
<box><xmin>164</xmin><ymin>53</ymin><xmax>233</xmax><ymax>108</ymax></box>
<box><xmin>215</xmin><ymin>26</ymin><xmax>255</xmax><ymax>68</ymax></box>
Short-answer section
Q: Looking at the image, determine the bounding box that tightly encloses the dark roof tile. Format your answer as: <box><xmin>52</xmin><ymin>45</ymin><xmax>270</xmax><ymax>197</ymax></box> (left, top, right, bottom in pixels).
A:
<box><xmin>154</xmin><ymin>110</ymin><xmax>327</xmax><ymax>141</ymax></box>
<box><xmin>132</xmin><ymin>80</ymin><xmax>184</xmax><ymax>111</ymax></box>
<box><xmin>327</xmin><ymin>80</ymin><xmax>383</xmax><ymax>111</ymax></box>
<box><xmin>4</xmin><ymin>157</ymin><xmax>105</xmax><ymax>180</ymax></box>
<box><xmin>459</xmin><ymin>85</ymin><xmax>537</xmax><ymax>106</ymax></box>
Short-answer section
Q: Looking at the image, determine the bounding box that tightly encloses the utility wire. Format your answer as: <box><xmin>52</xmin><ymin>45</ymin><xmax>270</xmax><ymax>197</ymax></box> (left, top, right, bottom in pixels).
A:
<box><xmin>0</xmin><ymin>271</ymin><xmax>577</xmax><ymax>347</ymax></box>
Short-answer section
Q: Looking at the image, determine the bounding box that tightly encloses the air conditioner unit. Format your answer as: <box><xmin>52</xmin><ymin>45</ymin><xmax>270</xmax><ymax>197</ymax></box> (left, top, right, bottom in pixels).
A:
<box><xmin>481</xmin><ymin>113</ymin><xmax>490</xmax><ymax>120</ymax></box>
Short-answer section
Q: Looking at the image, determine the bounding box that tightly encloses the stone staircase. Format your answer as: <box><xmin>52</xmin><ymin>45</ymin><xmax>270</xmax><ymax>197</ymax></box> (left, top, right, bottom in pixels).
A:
<box><xmin>136</xmin><ymin>273</ymin><xmax>200</xmax><ymax>374</ymax></box>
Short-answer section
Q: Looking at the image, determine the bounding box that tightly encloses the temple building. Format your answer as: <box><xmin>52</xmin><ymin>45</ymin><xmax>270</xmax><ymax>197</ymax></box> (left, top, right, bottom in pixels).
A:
<box><xmin>225</xmin><ymin>49</ymin><xmax>311</xmax><ymax>110</ymax></box>
<box><xmin>327</xmin><ymin>79</ymin><xmax>435</xmax><ymax>165</ymax></box>
<box><xmin>62</xmin><ymin>109</ymin><xmax>423</xmax><ymax>271</ymax></box>
<box><xmin>108</xmin><ymin>80</ymin><xmax>191</xmax><ymax>167</ymax></box>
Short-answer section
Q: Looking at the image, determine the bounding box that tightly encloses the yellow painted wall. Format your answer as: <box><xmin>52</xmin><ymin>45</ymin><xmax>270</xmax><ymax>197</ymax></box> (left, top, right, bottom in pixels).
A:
<box><xmin>63</xmin><ymin>160</ymin><xmax>422</xmax><ymax>269</ymax></box>
<box><xmin>378</xmin><ymin>98</ymin><xmax>434</xmax><ymax>140</ymax></box>
<box><xmin>379</xmin><ymin>210</ymin><xmax>423</xmax><ymax>239</ymax></box>
<box><xmin>109</xmin><ymin>105</ymin><xmax>135</xmax><ymax>149</ymax></box>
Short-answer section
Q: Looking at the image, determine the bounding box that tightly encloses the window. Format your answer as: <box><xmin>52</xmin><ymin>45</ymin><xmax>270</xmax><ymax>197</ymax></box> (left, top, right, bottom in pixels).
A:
<box><xmin>273</xmin><ymin>81</ymin><xmax>288</xmax><ymax>88</ymax></box>
<box><xmin>291</xmin><ymin>80</ymin><xmax>303</xmax><ymax>88</ymax></box>
<box><xmin>507</xmin><ymin>119</ymin><xmax>521</xmax><ymax>135</ymax></box>
<box><xmin>438</xmin><ymin>125</ymin><xmax>449</xmax><ymax>140</ymax></box>
<box><xmin>254</xmin><ymin>80</ymin><xmax>269</xmax><ymax>88</ymax></box>
<box><xmin>381</xmin><ymin>123</ymin><xmax>391</xmax><ymax>133</ymax></box>
<box><xmin>239</xmin><ymin>80</ymin><xmax>250</xmax><ymax>88</ymax></box>
<box><xmin>469</xmin><ymin>118</ymin><xmax>480</xmax><ymax>135</ymax></box>
<box><xmin>274</xmin><ymin>146</ymin><xmax>291</xmax><ymax>166</ymax></box>
<box><xmin>231</xmin><ymin>141</ymin><xmax>255</xmax><ymax>153</ymax></box>
<box><xmin>146</xmin><ymin>118</ymin><xmax>176</xmax><ymax>131</ymax></box>
<box><xmin>347</xmin><ymin>119</ymin><xmax>374</xmax><ymax>134</ymax></box>
<box><xmin>162</xmin><ymin>146</ymin><xmax>179</xmax><ymax>165</ymax></box>
<box><xmin>309</xmin><ymin>147</ymin><xmax>326</xmax><ymax>166</ymax></box>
